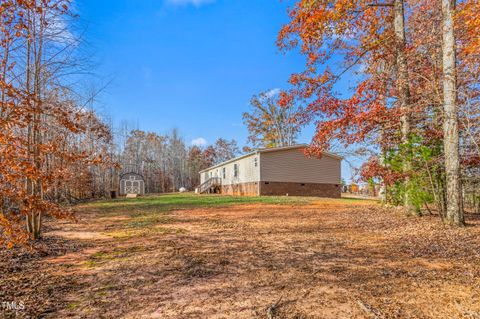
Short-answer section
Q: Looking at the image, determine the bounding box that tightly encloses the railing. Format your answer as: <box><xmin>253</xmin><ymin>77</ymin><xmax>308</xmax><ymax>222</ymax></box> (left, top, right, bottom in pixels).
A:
<box><xmin>198</xmin><ymin>177</ymin><xmax>222</xmax><ymax>194</ymax></box>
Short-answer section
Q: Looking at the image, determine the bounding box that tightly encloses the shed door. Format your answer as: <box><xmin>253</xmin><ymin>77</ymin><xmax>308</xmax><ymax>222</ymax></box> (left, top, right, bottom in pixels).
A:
<box><xmin>125</xmin><ymin>179</ymin><xmax>140</xmax><ymax>194</ymax></box>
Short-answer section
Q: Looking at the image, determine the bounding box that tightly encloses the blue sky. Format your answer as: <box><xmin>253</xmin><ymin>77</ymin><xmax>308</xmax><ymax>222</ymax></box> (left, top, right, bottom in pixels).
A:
<box><xmin>77</xmin><ymin>0</ymin><xmax>359</xmax><ymax>180</ymax></box>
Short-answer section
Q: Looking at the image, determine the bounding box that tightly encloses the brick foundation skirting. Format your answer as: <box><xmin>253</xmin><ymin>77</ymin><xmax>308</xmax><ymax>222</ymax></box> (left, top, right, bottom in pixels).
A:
<box><xmin>259</xmin><ymin>181</ymin><xmax>341</xmax><ymax>198</ymax></box>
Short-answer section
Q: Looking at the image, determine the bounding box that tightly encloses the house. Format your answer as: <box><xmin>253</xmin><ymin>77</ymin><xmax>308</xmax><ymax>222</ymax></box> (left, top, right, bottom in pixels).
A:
<box><xmin>198</xmin><ymin>145</ymin><xmax>342</xmax><ymax>197</ymax></box>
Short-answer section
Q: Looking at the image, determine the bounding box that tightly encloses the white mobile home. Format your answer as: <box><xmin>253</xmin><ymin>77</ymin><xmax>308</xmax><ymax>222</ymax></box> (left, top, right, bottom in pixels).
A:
<box><xmin>199</xmin><ymin>145</ymin><xmax>342</xmax><ymax>197</ymax></box>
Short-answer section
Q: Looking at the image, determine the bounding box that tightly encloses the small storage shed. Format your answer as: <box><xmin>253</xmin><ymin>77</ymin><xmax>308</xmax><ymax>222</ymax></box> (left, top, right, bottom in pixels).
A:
<box><xmin>119</xmin><ymin>172</ymin><xmax>145</xmax><ymax>196</ymax></box>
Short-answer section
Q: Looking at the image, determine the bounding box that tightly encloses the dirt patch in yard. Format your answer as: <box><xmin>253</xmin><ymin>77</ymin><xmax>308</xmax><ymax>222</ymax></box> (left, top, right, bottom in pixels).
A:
<box><xmin>1</xmin><ymin>195</ymin><xmax>479</xmax><ymax>318</ymax></box>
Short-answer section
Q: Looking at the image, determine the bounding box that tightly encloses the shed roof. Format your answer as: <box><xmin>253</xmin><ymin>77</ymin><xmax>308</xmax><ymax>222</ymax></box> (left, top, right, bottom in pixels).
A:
<box><xmin>119</xmin><ymin>172</ymin><xmax>145</xmax><ymax>180</ymax></box>
<box><xmin>199</xmin><ymin>144</ymin><xmax>342</xmax><ymax>173</ymax></box>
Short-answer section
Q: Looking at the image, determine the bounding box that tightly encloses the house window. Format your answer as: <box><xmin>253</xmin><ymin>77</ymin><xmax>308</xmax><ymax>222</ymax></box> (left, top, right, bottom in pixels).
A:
<box><xmin>234</xmin><ymin>164</ymin><xmax>239</xmax><ymax>178</ymax></box>
<box><xmin>222</xmin><ymin>167</ymin><xmax>226</xmax><ymax>179</ymax></box>
<box><xmin>254</xmin><ymin>157</ymin><xmax>258</xmax><ymax>167</ymax></box>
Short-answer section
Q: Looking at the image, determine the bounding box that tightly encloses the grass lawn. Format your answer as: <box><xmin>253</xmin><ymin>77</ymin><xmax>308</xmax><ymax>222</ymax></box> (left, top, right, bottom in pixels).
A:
<box><xmin>88</xmin><ymin>193</ymin><xmax>368</xmax><ymax>209</ymax></box>
<box><xmin>1</xmin><ymin>193</ymin><xmax>479</xmax><ymax>318</ymax></box>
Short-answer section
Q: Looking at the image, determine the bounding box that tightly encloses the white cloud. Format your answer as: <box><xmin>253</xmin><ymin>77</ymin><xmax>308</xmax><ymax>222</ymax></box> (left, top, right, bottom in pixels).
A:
<box><xmin>191</xmin><ymin>137</ymin><xmax>208</xmax><ymax>146</ymax></box>
<box><xmin>265</xmin><ymin>88</ymin><xmax>281</xmax><ymax>98</ymax></box>
<box><xmin>45</xmin><ymin>13</ymin><xmax>77</xmax><ymax>45</ymax></box>
<box><xmin>166</xmin><ymin>0</ymin><xmax>215</xmax><ymax>7</ymax></box>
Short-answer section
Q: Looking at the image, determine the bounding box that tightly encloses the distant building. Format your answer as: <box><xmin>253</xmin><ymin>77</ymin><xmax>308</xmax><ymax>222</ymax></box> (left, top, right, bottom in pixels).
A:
<box><xmin>348</xmin><ymin>184</ymin><xmax>359</xmax><ymax>194</ymax></box>
<box><xmin>198</xmin><ymin>145</ymin><xmax>342</xmax><ymax>197</ymax></box>
<box><xmin>119</xmin><ymin>172</ymin><xmax>145</xmax><ymax>196</ymax></box>
<box><xmin>344</xmin><ymin>182</ymin><xmax>380</xmax><ymax>198</ymax></box>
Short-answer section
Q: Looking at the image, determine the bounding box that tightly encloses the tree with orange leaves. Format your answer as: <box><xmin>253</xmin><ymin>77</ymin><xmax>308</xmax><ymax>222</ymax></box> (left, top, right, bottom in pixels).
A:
<box><xmin>278</xmin><ymin>0</ymin><xmax>479</xmax><ymax>223</ymax></box>
<box><xmin>243</xmin><ymin>90</ymin><xmax>301</xmax><ymax>148</ymax></box>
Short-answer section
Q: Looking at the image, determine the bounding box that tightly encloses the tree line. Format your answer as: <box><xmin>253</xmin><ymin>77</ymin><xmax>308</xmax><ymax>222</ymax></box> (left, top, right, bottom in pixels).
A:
<box><xmin>116</xmin><ymin>128</ymin><xmax>240</xmax><ymax>194</ymax></box>
<box><xmin>0</xmin><ymin>0</ymin><xmax>244</xmax><ymax>247</ymax></box>
<box><xmin>0</xmin><ymin>1</ymin><xmax>242</xmax><ymax>246</ymax></box>
<box><xmin>0</xmin><ymin>0</ymin><xmax>116</xmax><ymax>246</ymax></box>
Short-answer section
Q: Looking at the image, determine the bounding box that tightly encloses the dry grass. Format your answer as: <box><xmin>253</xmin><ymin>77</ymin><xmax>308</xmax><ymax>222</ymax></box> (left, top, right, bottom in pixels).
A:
<box><xmin>1</xmin><ymin>194</ymin><xmax>479</xmax><ymax>318</ymax></box>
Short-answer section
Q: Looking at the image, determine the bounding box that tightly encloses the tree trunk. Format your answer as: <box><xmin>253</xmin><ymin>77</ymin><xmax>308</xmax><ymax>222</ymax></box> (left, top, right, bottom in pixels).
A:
<box><xmin>393</xmin><ymin>0</ymin><xmax>415</xmax><ymax>214</ymax></box>
<box><xmin>441</xmin><ymin>0</ymin><xmax>464</xmax><ymax>226</ymax></box>
<box><xmin>379</xmin><ymin>60</ymin><xmax>388</xmax><ymax>204</ymax></box>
